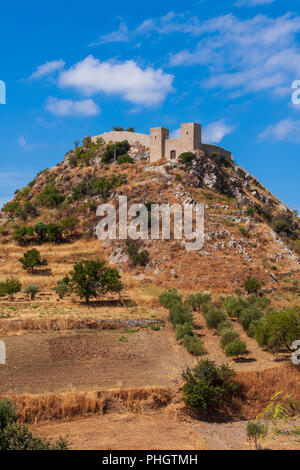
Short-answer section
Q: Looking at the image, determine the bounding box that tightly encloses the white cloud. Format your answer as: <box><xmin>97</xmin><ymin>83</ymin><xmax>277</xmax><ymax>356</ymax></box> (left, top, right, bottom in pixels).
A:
<box><xmin>45</xmin><ymin>97</ymin><xmax>100</xmax><ymax>116</ymax></box>
<box><xmin>92</xmin><ymin>21</ymin><xmax>129</xmax><ymax>45</ymax></box>
<box><xmin>30</xmin><ymin>60</ymin><xmax>65</xmax><ymax>79</ymax></box>
<box><xmin>202</xmin><ymin>120</ymin><xmax>234</xmax><ymax>144</ymax></box>
<box><xmin>259</xmin><ymin>118</ymin><xmax>300</xmax><ymax>142</ymax></box>
<box><xmin>58</xmin><ymin>56</ymin><xmax>174</xmax><ymax>106</ymax></box>
<box><xmin>170</xmin><ymin>120</ymin><xmax>234</xmax><ymax>143</ymax></box>
<box><xmin>168</xmin><ymin>13</ymin><xmax>300</xmax><ymax>98</ymax></box>
<box><xmin>18</xmin><ymin>136</ymin><xmax>35</xmax><ymax>150</ymax></box>
<box><xmin>235</xmin><ymin>0</ymin><xmax>274</xmax><ymax>6</ymax></box>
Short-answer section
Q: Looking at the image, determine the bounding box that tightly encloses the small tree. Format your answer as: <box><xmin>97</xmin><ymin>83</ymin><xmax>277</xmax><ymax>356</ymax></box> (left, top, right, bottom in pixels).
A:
<box><xmin>178</xmin><ymin>152</ymin><xmax>195</xmax><ymax>164</ymax></box>
<box><xmin>182</xmin><ymin>360</ymin><xmax>237</xmax><ymax>413</ymax></box>
<box><xmin>1</xmin><ymin>277</ymin><xmax>22</xmax><ymax>300</ymax></box>
<box><xmin>24</xmin><ymin>283</ymin><xmax>40</xmax><ymax>300</ymax></box>
<box><xmin>56</xmin><ymin>280</ymin><xmax>69</xmax><ymax>299</ymax></box>
<box><xmin>246</xmin><ymin>421</ymin><xmax>267</xmax><ymax>450</ymax></box>
<box><xmin>19</xmin><ymin>249</ymin><xmax>48</xmax><ymax>273</ymax></box>
<box><xmin>225</xmin><ymin>338</ymin><xmax>247</xmax><ymax>358</ymax></box>
<box><xmin>244</xmin><ymin>277</ymin><xmax>261</xmax><ymax>295</ymax></box>
<box><xmin>69</xmin><ymin>259</ymin><xmax>123</xmax><ymax>302</ymax></box>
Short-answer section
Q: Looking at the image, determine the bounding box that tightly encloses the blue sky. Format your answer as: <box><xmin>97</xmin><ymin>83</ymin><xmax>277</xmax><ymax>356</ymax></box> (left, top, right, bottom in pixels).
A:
<box><xmin>0</xmin><ymin>0</ymin><xmax>300</xmax><ymax>209</ymax></box>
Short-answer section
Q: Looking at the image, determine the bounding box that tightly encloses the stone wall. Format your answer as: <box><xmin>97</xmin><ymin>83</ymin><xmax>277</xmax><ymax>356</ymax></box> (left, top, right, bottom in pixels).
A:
<box><xmin>201</xmin><ymin>144</ymin><xmax>232</xmax><ymax>162</ymax></box>
<box><xmin>92</xmin><ymin>131</ymin><xmax>150</xmax><ymax>148</ymax></box>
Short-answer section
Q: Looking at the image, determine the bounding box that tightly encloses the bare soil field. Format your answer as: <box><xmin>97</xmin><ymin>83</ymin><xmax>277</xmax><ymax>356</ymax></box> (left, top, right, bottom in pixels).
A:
<box><xmin>0</xmin><ymin>324</ymin><xmax>194</xmax><ymax>393</ymax></box>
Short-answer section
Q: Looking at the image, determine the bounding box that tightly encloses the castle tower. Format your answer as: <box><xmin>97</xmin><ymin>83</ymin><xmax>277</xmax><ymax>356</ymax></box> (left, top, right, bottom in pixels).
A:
<box><xmin>150</xmin><ymin>127</ymin><xmax>169</xmax><ymax>162</ymax></box>
<box><xmin>180</xmin><ymin>123</ymin><xmax>202</xmax><ymax>151</ymax></box>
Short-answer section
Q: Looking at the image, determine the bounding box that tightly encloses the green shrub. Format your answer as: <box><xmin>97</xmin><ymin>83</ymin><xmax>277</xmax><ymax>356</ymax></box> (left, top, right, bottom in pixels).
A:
<box><xmin>255</xmin><ymin>307</ymin><xmax>300</xmax><ymax>352</ymax></box>
<box><xmin>216</xmin><ymin>320</ymin><xmax>233</xmax><ymax>336</ymax></box>
<box><xmin>182</xmin><ymin>360</ymin><xmax>237</xmax><ymax>412</ymax></box>
<box><xmin>205</xmin><ymin>306</ymin><xmax>227</xmax><ymax>329</ymax></box>
<box><xmin>37</xmin><ymin>185</ymin><xmax>65</xmax><ymax>208</ymax></box>
<box><xmin>183</xmin><ymin>334</ymin><xmax>207</xmax><ymax>356</ymax></box>
<box><xmin>244</xmin><ymin>277</ymin><xmax>261</xmax><ymax>295</ymax></box>
<box><xmin>0</xmin><ymin>277</ymin><xmax>22</xmax><ymax>300</ymax></box>
<box><xmin>239</xmin><ymin>307</ymin><xmax>264</xmax><ymax>336</ymax></box>
<box><xmin>245</xmin><ymin>206</ymin><xmax>255</xmax><ymax>216</ymax></box>
<box><xmin>19</xmin><ymin>249</ymin><xmax>48</xmax><ymax>273</ymax></box>
<box><xmin>56</xmin><ymin>280</ymin><xmax>69</xmax><ymax>299</ymax></box>
<box><xmin>0</xmin><ymin>399</ymin><xmax>68</xmax><ymax>450</ymax></box>
<box><xmin>175</xmin><ymin>322</ymin><xmax>193</xmax><ymax>340</ymax></box>
<box><xmin>186</xmin><ymin>292</ymin><xmax>211</xmax><ymax>312</ymax></box>
<box><xmin>169</xmin><ymin>303</ymin><xmax>193</xmax><ymax>327</ymax></box>
<box><xmin>69</xmin><ymin>259</ymin><xmax>123</xmax><ymax>302</ymax></box>
<box><xmin>158</xmin><ymin>289</ymin><xmax>182</xmax><ymax>309</ymax></box>
<box><xmin>178</xmin><ymin>152</ymin><xmax>195</xmax><ymax>164</ymax></box>
<box><xmin>117</xmin><ymin>154</ymin><xmax>134</xmax><ymax>164</ymax></box>
<box><xmin>246</xmin><ymin>421</ymin><xmax>268</xmax><ymax>450</ymax></box>
<box><xmin>102</xmin><ymin>140</ymin><xmax>131</xmax><ymax>163</ymax></box>
<box><xmin>24</xmin><ymin>283</ymin><xmax>40</xmax><ymax>300</ymax></box>
<box><xmin>225</xmin><ymin>339</ymin><xmax>247</xmax><ymax>357</ymax></box>
<box><xmin>220</xmin><ymin>329</ymin><xmax>239</xmax><ymax>349</ymax></box>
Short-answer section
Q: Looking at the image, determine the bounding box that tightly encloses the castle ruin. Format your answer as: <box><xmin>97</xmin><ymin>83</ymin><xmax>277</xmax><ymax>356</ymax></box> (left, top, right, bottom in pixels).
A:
<box><xmin>92</xmin><ymin>122</ymin><xmax>232</xmax><ymax>163</ymax></box>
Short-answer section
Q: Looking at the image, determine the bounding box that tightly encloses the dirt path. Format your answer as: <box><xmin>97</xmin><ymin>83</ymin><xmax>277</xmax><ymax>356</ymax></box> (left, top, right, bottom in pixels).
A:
<box><xmin>31</xmin><ymin>411</ymin><xmax>208</xmax><ymax>450</ymax></box>
<box><xmin>193</xmin><ymin>311</ymin><xmax>279</xmax><ymax>371</ymax></box>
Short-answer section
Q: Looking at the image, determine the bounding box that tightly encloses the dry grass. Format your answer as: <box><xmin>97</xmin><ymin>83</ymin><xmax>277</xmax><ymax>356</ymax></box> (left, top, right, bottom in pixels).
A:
<box><xmin>236</xmin><ymin>364</ymin><xmax>300</xmax><ymax>419</ymax></box>
<box><xmin>2</xmin><ymin>387</ymin><xmax>172</xmax><ymax>424</ymax></box>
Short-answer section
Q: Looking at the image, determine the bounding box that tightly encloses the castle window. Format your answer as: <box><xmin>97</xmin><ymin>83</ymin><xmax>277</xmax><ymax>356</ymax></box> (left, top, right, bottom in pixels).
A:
<box><xmin>170</xmin><ymin>150</ymin><xmax>176</xmax><ymax>160</ymax></box>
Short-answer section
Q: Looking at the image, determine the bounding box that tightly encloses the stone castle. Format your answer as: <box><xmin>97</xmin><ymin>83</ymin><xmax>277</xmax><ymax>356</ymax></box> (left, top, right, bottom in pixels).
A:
<box><xmin>92</xmin><ymin>122</ymin><xmax>232</xmax><ymax>163</ymax></box>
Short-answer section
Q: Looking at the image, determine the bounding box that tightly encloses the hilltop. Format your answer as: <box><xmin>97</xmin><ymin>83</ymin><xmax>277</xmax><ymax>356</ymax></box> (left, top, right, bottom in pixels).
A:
<box><xmin>0</xmin><ymin>133</ymin><xmax>299</xmax><ymax>295</ymax></box>
<box><xmin>1</xmin><ymin>133</ymin><xmax>300</xmax><ymax>450</ymax></box>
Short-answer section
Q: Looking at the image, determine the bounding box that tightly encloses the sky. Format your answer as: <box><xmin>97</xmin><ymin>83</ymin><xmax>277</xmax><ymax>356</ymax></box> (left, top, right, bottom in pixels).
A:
<box><xmin>0</xmin><ymin>0</ymin><xmax>300</xmax><ymax>210</ymax></box>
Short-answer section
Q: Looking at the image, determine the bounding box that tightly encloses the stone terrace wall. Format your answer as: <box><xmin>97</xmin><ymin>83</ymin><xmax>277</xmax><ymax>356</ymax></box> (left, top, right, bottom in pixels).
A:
<box><xmin>92</xmin><ymin>131</ymin><xmax>150</xmax><ymax>148</ymax></box>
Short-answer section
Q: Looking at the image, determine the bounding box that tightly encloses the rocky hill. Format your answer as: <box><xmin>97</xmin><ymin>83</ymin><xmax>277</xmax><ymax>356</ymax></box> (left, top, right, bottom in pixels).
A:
<box><xmin>1</xmin><ymin>135</ymin><xmax>299</xmax><ymax>295</ymax></box>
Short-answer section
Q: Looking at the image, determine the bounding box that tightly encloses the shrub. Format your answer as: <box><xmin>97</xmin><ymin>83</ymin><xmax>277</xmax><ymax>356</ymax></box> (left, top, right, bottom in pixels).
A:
<box><xmin>239</xmin><ymin>307</ymin><xmax>264</xmax><ymax>336</ymax></box>
<box><xmin>69</xmin><ymin>259</ymin><xmax>123</xmax><ymax>302</ymax></box>
<box><xmin>169</xmin><ymin>303</ymin><xmax>193</xmax><ymax>327</ymax></box>
<box><xmin>0</xmin><ymin>399</ymin><xmax>68</xmax><ymax>450</ymax></box>
<box><xmin>37</xmin><ymin>185</ymin><xmax>65</xmax><ymax>208</ymax></box>
<box><xmin>117</xmin><ymin>154</ymin><xmax>134</xmax><ymax>164</ymax></box>
<box><xmin>19</xmin><ymin>249</ymin><xmax>48</xmax><ymax>273</ymax></box>
<box><xmin>183</xmin><ymin>334</ymin><xmax>207</xmax><ymax>356</ymax></box>
<box><xmin>216</xmin><ymin>320</ymin><xmax>233</xmax><ymax>336</ymax></box>
<box><xmin>59</xmin><ymin>217</ymin><xmax>79</xmax><ymax>236</ymax></box>
<box><xmin>24</xmin><ymin>283</ymin><xmax>40</xmax><ymax>300</ymax></box>
<box><xmin>225</xmin><ymin>339</ymin><xmax>247</xmax><ymax>357</ymax></box>
<box><xmin>125</xmin><ymin>240</ymin><xmax>149</xmax><ymax>267</ymax></box>
<box><xmin>245</xmin><ymin>206</ymin><xmax>255</xmax><ymax>216</ymax></box>
<box><xmin>34</xmin><ymin>222</ymin><xmax>49</xmax><ymax>243</ymax></box>
<box><xmin>182</xmin><ymin>360</ymin><xmax>237</xmax><ymax>413</ymax></box>
<box><xmin>246</xmin><ymin>421</ymin><xmax>268</xmax><ymax>450</ymax></box>
<box><xmin>102</xmin><ymin>140</ymin><xmax>130</xmax><ymax>163</ymax></box>
<box><xmin>56</xmin><ymin>280</ymin><xmax>69</xmax><ymax>299</ymax></box>
<box><xmin>244</xmin><ymin>277</ymin><xmax>261</xmax><ymax>295</ymax></box>
<box><xmin>220</xmin><ymin>329</ymin><xmax>239</xmax><ymax>349</ymax></box>
<box><xmin>178</xmin><ymin>152</ymin><xmax>195</xmax><ymax>164</ymax></box>
<box><xmin>186</xmin><ymin>292</ymin><xmax>211</xmax><ymax>312</ymax></box>
<box><xmin>0</xmin><ymin>277</ymin><xmax>22</xmax><ymax>300</ymax></box>
<box><xmin>175</xmin><ymin>322</ymin><xmax>193</xmax><ymax>340</ymax></box>
<box><xmin>255</xmin><ymin>307</ymin><xmax>300</xmax><ymax>352</ymax></box>
<box><xmin>158</xmin><ymin>289</ymin><xmax>182</xmax><ymax>309</ymax></box>
<box><xmin>205</xmin><ymin>306</ymin><xmax>227</xmax><ymax>329</ymax></box>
